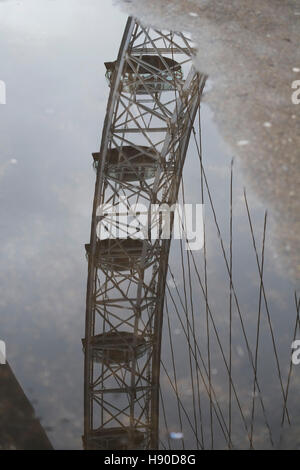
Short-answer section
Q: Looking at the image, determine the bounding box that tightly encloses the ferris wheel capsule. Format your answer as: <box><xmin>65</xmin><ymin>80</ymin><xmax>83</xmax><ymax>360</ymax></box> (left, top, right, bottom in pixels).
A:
<box><xmin>105</xmin><ymin>55</ymin><xmax>183</xmax><ymax>94</ymax></box>
<box><xmin>82</xmin><ymin>331</ymin><xmax>148</xmax><ymax>364</ymax></box>
<box><xmin>83</xmin><ymin>427</ymin><xmax>146</xmax><ymax>450</ymax></box>
<box><xmin>92</xmin><ymin>146</ymin><xmax>158</xmax><ymax>182</ymax></box>
<box><xmin>85</xmin><ymin>238</ymin><xmax>149</xmax><ymax>272</ymax></box>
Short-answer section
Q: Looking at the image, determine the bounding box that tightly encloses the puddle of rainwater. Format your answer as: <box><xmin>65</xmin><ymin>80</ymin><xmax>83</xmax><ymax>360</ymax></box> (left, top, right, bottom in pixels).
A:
<box><xmin>0</xmin><ymin>0</ymin><xmax>299</xmax><ymax>450</ymax></box>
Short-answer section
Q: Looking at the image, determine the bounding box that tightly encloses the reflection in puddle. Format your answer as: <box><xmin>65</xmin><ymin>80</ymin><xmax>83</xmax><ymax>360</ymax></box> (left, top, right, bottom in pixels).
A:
<box><xmin>83</xmin><ymin>14</ymin><xmax>300</xmax><ymax>450</ymax></box>
<box><xmin>116</xmin><ymin>0</ymin><xmax>300</xmax><ymax>281</ymax></box>
<box><xmin>83</xmin><ymin>19</ymin><xmax>204</xmax><ymax>450</ymax></box>
<box><xmin>0</xmin><ymin>0</ymin><xmax>298</xmax><ymax>450</ymax></box>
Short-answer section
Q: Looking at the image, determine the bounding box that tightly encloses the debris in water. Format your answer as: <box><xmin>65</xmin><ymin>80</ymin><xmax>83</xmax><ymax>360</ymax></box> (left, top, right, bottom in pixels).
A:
<box><xmin>170</xmin><ymin>432</ymin><xmax>184</xmax><ymax>440</ymax></box>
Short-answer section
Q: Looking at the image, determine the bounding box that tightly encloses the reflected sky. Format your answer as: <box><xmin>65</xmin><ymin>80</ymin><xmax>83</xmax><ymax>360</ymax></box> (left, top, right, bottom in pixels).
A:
<box><xmin>0</xmin><ymin>0</ymin><xmax>299</xmax><ymax>450</ymax></box>
<box><xmin>0</xmin><ymin>0</ymin><xmax>129</xmax><ymax>449</ymax></box>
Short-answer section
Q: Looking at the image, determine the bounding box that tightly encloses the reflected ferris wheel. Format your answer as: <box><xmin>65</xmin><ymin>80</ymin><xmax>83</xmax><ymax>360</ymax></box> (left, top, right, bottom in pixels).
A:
<box><xmin>83</xmin><ymin>16</ymin><xmax>205</xmax><ymax>450</ymax></box>
<box><xmin>82</xmin><ymin>16</ymin><xmax>300</xmax><ymax>451</ymax></box>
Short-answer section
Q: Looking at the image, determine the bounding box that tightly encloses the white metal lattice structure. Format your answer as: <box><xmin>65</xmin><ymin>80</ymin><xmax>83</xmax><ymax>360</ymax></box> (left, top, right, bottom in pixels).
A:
<box><xmin>83</xmin><ymin>17</ymin><xmax>206</xmax><ymax>450</ymax></box>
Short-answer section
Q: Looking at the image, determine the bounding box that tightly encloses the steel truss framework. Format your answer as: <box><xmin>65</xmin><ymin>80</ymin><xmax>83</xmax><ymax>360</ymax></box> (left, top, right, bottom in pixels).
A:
<box><xmin>84</xmin><ymin>17</ymin><xmax>206</xmax><ymax>450</ymax></box>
